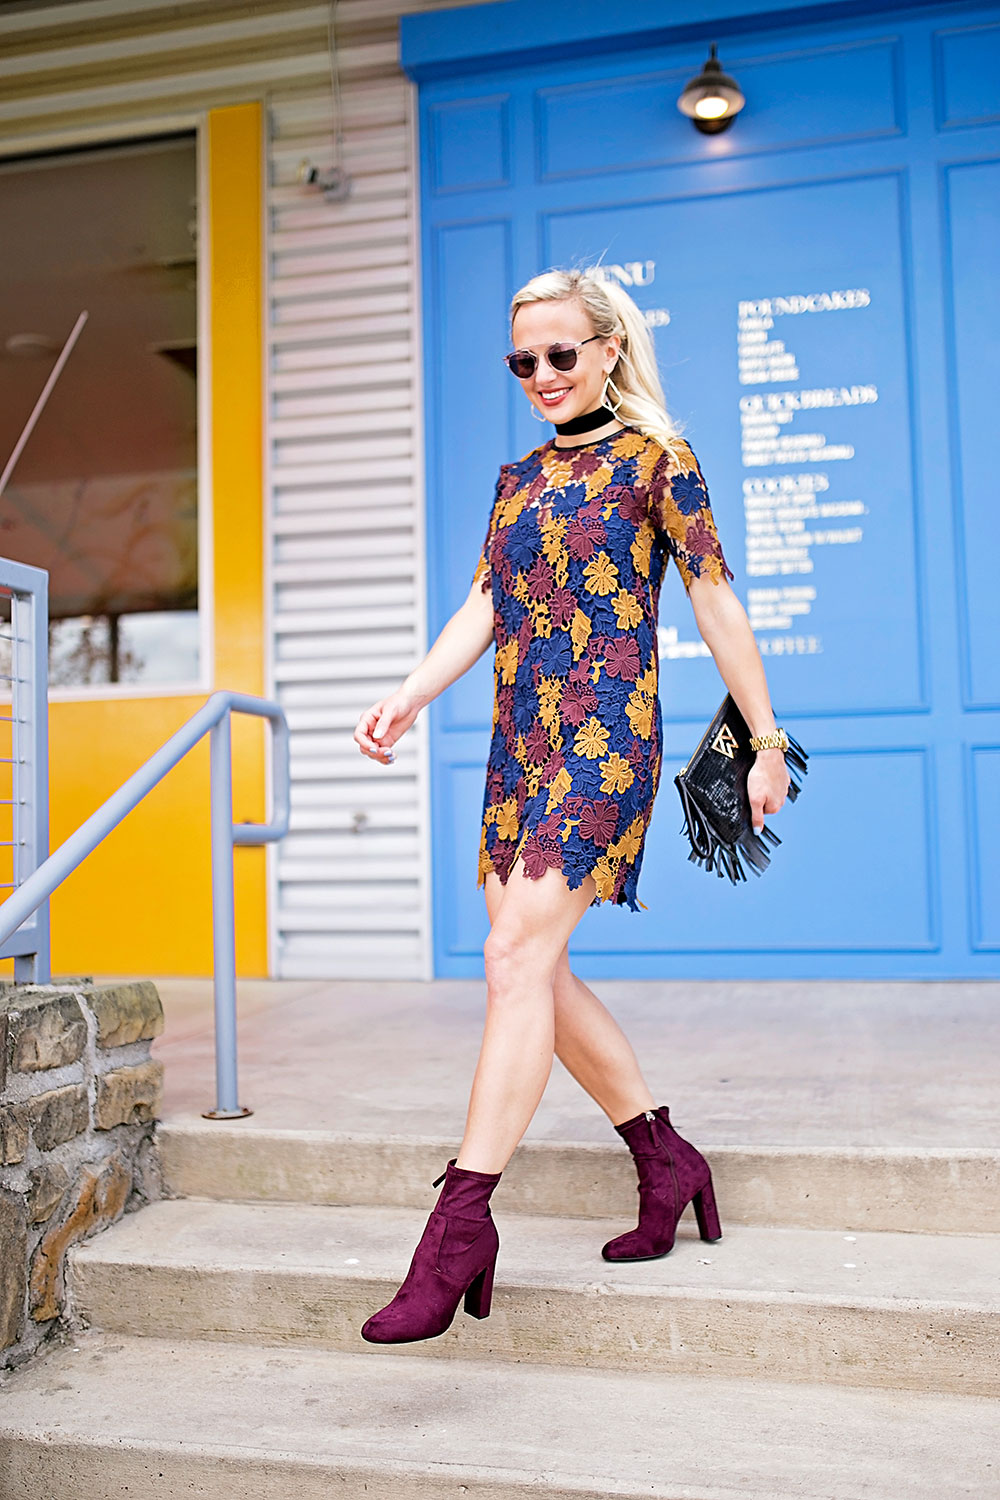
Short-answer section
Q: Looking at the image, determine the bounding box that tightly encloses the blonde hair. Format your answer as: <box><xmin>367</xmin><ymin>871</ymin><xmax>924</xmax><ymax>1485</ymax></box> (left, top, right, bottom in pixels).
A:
<box><xmin>509</xmin><ymin>266</ymin><xmax>685</xmax><ymax>450</ymax></box>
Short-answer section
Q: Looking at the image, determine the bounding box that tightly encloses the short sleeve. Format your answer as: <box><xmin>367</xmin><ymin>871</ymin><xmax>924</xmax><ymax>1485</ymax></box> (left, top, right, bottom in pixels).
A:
<box><xmin>472</xmin><ymin>468</ymin><xmax>506</xmax><ymax>594</ymax></box>
<box><xmin>649</xmin><ymin>439</ymin><xmax>734</xmax><ymax>590</ymax></box>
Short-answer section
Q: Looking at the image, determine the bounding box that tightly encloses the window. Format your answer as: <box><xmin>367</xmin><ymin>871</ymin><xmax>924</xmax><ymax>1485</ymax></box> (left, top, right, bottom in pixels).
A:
<box><xmin>0</xmin><ymin>134</ymin><xmax>200</xmax><ymax>687</ymax></box>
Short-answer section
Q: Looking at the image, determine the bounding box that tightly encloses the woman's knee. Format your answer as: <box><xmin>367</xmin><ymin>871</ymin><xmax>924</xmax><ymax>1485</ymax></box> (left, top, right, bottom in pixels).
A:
<box><xmin>483</xmin><ymin>922</ymin><xmax>557</xmax><ymax>996</ymax></box>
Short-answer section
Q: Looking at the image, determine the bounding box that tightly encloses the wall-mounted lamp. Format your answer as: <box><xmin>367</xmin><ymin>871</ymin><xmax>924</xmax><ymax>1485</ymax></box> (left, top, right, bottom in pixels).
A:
<box><xmin>677</xmin><ymin>43</ymin><xmax>746</xmax><ymax>134</ymax></box>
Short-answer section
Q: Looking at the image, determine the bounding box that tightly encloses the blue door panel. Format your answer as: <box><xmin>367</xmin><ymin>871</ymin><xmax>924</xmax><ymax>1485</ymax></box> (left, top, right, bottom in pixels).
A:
<box><xmin>943</xmin><ymin>160</ymin><xmax>1000</xmax><ymax>709</ymax></box>
<box><xmin>967</xmin><ymin>747</ymin><xmax>1000</xmax><ymax>950</ymax></box>
<box><xmin>412</xmin><ymin>3</ymin><xmax>1000</xmax><ymax>978</ymax></box>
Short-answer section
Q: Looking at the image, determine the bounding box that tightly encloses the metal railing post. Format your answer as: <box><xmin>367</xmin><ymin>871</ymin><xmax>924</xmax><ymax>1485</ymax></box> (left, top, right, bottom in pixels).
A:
<box><xmin>205</xmin><ymin>709</ymin><xmax>249</xmax><ymax>1120</ymax></box>
<box><xmin>0</xmin><ymin>678</ymin><xmax>289</xmax><ymax>1118</ymax></box>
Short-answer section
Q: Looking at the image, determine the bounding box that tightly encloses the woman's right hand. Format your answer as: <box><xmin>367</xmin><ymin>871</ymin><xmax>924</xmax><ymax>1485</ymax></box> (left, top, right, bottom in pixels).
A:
<box><xmin>353</xmin><ymin>688</ymin><xmax>423</xmax><ymax>765</ymax></box>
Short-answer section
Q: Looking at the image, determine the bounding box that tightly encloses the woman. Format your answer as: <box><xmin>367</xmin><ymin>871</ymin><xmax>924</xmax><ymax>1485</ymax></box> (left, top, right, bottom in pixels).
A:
<box><xmin>352</xmin><ymin>266</ymin><xmax>790</xmax><ymax>1345</ymax></box>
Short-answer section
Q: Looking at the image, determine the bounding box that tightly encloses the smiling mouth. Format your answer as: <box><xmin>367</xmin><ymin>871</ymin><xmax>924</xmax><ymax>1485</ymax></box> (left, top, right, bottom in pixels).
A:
<box><xmin>538</xmin><ymin>388</ymin><xmax>571</xmax><ymax>405</ymax></box>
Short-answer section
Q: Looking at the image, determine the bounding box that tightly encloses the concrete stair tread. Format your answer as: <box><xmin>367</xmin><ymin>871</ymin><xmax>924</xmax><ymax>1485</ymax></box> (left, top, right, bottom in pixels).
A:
<box><xmin>72</xmin><ymin>1196</ymin><xmax>1000</xmax><ymax>1309</ymax></box>
<box><xmin>157</xmin><ymin>1123</ymin><xmax>1000</xmax><ymax>1235</ymax></box>
<box><xmin>1</xmin><ymin>1331</ymin><xmax>996</xmax><ymax>1500</ymax></box>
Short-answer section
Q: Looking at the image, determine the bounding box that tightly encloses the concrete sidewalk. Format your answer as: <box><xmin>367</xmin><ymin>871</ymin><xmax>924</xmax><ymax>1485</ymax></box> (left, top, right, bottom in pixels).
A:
<box><xmin>125</xmin><ymin>975</ymin><xmax>1000</xmax><ymax>1148</ymax></box>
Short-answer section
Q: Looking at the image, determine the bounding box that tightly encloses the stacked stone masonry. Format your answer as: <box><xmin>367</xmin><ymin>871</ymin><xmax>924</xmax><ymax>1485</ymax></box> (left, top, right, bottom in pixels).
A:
<box><xmin>0</xmin><ymin>980</ymin><xmax>164</xmax><ymax>1369</ymax></box>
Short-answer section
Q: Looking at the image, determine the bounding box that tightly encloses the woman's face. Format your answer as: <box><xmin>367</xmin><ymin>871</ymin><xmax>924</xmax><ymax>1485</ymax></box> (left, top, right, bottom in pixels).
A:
<box><xmin>509</xmin><ymin>299</ymin><xmax>620</xmax><ymax>424</ymax></box>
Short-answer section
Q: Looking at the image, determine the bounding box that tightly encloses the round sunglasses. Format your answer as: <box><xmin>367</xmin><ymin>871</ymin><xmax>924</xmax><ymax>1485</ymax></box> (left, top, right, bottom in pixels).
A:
<box><xmin>503</xmin><ymin>334</ymin><xmax>601</xmax><ymax>380</ymax></box>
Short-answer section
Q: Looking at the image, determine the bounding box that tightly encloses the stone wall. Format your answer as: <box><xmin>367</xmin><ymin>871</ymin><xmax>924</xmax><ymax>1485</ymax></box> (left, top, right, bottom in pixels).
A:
<box><xmin>0</xmin><ymin>980</ymin><xmax>164</xmax><ymax>1370</ymax></box>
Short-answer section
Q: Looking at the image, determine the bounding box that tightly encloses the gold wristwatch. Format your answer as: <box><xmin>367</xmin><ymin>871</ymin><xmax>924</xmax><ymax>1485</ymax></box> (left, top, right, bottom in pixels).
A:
<box><xmin>749</xmin><ymin>727</ymin><xmax>790</xmax><ymax>753</ymax></box>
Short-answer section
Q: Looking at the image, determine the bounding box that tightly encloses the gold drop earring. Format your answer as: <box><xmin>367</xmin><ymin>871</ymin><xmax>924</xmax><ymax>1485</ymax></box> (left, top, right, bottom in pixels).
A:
<box><xmin>601</xmin><ymin>372</ymin><xmax>625</xmax><ymax>416</ymax></box>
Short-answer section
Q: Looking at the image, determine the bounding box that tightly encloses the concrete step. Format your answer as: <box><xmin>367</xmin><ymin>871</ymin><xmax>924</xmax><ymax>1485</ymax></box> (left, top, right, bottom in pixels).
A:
<box><xmin>158</xmin><ymin>1122</ymin><xmax>1000</xmax><ymax>1235</ymax></box>
<box><xmin>1</xmin><ymin>1331</ymin><xmax>997</xmax><ymax>1500</ymax></box>
<box><xmin>69</xmin><ymin>1198</ymin><xmax>1000</xmax><ymax>1396</ymax></box>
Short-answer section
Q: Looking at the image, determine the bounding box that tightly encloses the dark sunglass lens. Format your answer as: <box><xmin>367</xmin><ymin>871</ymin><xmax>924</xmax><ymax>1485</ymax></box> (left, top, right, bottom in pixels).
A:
<box><xmin>547</xmin><ymin>344</ymin><xmax>580</xmax><ymax>371</ymax></box>
<box><xmin>506</xmin><ymin>351</ymin><xmax>536</xmax><ymax>379</ymax></box>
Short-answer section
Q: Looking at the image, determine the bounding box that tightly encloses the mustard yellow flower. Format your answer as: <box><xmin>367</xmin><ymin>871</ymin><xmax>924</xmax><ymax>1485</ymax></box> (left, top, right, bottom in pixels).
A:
<box><xmin>496</xmin><ymin>638</ymin><xmax>518</xmax><ymax>686</ymax></box>
<box><xmin>613</xmin><ymin>816</ymin><xmax>644</xmax><ymax>864</ymax></box>
<box><xmin>570</xmin><ymin>608</ymin><xmax>592</xmax><ymax>660</ymax></box>
<box><xmin>630</xmin><ymin>528</ymin><xmax>653</xmax><ymax>578</ymax></box>
<box><xmin>495</xmin><ymin>797</ymin><xmax>519</xmax><ymax>842</ymax></box>
<box><xmin>600</xmin><ymin>752</ymin><xmax>635</xmax><ymax>795</ymax></box>
<box><xmin>545</xmin><ymin>766</ymin><xmax>573</xmax><ymax>813</ymax></box>
<box><xmin>611</xmin><ymin>431</ymin><xmax>648</xmax><ymax>460</ymax></box>
<box><xmin>626</xmin><ymin>693</ymin><xmax>654</xmax><ymax>740</ymax></box>
<box><xmin>497</xmin><ymin>492</ymin><xmax>527</xmax><ymax>527</ymax></box>
<box><xmin>583</xmin><ymin>551</ymin><xmax>619</xmax><ymax>597</ymax></box>
<box><xmin>591</xmin><ymin>855</ymin><xmax>619</xmax><ymax>902</ymax></box>
<box><xmin>544</xmin><ymin>457</ymin><xmax>576</xmax><ymax>487</ymax></box>
<box><xmin>585</xmin><ymin>463</ymin><xmax>614</xmax><ymax>499</ymax></box>
<box><xmin>574</xmin><ymin>716</ymin><xmax>610</xmax><ymax>760</ymax></box>
<box><xmin>612</xmin><ymin>589</ymin><xmax>644</xmax><ymax>630</ymax></box>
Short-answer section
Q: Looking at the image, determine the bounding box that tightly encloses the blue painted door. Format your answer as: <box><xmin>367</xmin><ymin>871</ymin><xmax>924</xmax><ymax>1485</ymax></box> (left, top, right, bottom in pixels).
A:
<box><xmin>417</xmin><ymin>4</ymin><xmax>1000</xmax><ymax>977</ymax></box>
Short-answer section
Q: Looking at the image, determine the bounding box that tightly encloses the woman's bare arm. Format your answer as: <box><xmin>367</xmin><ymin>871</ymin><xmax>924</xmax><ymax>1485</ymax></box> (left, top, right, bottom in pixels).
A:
<box><xmin>354</xmin><ymin>581</ymin><xmax>495</xmax><ymax>763</ymax></box>
<box><xmin>686</xmin><ymin>574</ymin><xmax>790</xmax><ymax>830</ymax></box>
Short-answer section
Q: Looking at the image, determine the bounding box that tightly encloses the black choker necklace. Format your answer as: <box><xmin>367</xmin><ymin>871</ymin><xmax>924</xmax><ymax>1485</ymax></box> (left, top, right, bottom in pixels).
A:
<box><xmin>554</xmin><ymin>404</ymin><xmax>618</xmax><ymax>435</ymax></box>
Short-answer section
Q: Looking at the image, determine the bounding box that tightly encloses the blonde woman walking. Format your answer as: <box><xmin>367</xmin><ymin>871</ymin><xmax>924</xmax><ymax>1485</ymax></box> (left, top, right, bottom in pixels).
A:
<box><xmin>353</xmin><ymin>266</ymin><xmax>790</xmax><ymax>1344</ymax></box>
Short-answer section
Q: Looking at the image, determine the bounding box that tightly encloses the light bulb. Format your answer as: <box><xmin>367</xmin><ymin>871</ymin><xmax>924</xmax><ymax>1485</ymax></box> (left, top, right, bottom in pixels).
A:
<box><xmin>695</xmin><ymin>95</ymin><xmax>729</xmax><ymax>119</ymax></box>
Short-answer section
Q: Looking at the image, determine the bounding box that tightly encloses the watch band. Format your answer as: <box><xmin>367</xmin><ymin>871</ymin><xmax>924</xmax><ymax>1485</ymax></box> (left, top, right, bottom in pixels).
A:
<box><xmin>749</xmin><ymin>727</ymin><xmax>790</xmax><ymax>752</ymax></box>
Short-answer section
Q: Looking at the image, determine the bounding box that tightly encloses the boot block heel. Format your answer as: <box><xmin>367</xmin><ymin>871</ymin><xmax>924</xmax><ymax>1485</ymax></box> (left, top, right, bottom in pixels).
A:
<box><xmin>464</xmin><ymin>1259</ymin><xmax>495</xmax><ymax>1319</ymax></box>
<box><xmin>693</xmin><ymin>1178</ymin><xmax>723</xmax><ymax>1243</ymax></box>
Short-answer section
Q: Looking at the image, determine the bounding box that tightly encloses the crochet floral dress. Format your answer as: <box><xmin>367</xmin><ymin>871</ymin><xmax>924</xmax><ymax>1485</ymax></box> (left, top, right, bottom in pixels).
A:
<box><xmin>472</xmin><ymin>425</ymin><xmax>733</xmax><ymax>911</ymax></box>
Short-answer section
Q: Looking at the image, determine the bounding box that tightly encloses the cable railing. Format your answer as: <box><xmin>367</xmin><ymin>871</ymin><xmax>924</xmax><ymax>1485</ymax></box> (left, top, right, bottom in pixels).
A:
<box><xmin>0</xmin><ymin>557</ymin><xmax>289</xmax><ymax>1119</ymax></box>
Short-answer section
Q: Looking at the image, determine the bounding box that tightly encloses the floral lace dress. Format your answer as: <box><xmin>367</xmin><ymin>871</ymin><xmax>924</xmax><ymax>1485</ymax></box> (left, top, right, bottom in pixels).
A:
<box><xmin>472</xmin><ymin>425</ymin><xmax>733</xmax><ymax>910</ymax></box>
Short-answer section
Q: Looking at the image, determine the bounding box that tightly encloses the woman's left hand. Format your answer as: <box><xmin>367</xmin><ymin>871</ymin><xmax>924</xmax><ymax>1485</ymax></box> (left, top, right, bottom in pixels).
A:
<box><xmin>747</xmin><ymin>748</ymin><xmax>790</xmax><ymax>834</ymax></box>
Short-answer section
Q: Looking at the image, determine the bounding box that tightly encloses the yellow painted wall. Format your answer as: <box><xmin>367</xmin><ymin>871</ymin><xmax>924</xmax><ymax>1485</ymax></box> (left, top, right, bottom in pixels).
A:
<box><xmin>47</xmin><ymin>102</ymin><xmax>268</xmax><ymax>978</ymax></box>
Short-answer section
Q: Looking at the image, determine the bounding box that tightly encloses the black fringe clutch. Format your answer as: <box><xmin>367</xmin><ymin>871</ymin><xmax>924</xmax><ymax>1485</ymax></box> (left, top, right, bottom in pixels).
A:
<box><xmin>674</xmin><ymin>694</ymin><xmax>808</xmax><ymax>885</ymax></box>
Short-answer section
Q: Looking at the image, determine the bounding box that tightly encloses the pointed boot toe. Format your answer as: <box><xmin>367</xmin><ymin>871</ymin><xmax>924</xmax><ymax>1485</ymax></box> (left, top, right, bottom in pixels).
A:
<box><xmin>360</xmin><ymin>1161</ymin><xmax>502</xmax><ymax>1345</ymax></box>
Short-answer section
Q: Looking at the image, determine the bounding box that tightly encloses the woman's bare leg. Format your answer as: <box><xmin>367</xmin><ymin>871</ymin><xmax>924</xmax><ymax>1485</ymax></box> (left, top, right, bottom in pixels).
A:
<box><xmin>457</xmin><ymin>860</ymin><xmax>598</xmax><ymax>1174</ymax></box>
<box><xmin>479</xmin><ymin>873</ymin><xmax>655</xmax><ymax>1137</ymax></box>
<box><xmin>552</xmin><ymin>948</ymin><xmax>656</xmax><ymax>1125</ymax></box>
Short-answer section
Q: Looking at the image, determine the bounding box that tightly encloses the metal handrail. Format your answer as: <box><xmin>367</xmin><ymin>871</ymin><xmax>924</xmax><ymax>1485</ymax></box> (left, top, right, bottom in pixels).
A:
<box><xmin>0</xmin><ymin>689</ymin><xmax>290</xmax><ymax>1119</ymax></box>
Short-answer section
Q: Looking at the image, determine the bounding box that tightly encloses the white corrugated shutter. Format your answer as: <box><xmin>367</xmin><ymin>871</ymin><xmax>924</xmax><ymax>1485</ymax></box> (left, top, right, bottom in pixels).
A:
<box><xmin>267</xmin><ymin>64</ymin><xmax>432</xmax><ymax>979</ymax></box>
<box><xmin>0</xmin><ymin>0</ymin><xmax>492</xmax><ymax>979</ymax></box>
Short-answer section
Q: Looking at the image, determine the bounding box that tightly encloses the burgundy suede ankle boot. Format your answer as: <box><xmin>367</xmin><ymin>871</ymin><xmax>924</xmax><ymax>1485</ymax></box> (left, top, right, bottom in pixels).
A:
<box><xmin>602</xmin><ymin>1106</ymin><xmax>722</xmax><ymax>1262</ymax></box>
<box><xmin>361</xmin><ymin>1158</ymin><xmax>502</xmax><ymax>1344</ymax></box>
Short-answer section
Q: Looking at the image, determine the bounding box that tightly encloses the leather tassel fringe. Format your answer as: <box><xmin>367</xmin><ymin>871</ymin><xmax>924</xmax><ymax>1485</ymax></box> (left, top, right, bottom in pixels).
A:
<box><xmin>675</xmin><ymin>732</ymin><xmax>809</xmax><ymax>886</ymax></box>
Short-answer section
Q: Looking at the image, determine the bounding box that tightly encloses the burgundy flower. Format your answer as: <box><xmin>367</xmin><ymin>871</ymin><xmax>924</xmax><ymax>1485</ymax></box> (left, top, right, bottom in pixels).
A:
<box><xmin>492</xmin><ymin>840</ymin><xmax>516</xmax><ymax>882</ymax></box>
<box><xmin>525</xmin><ymin>556</ymin><xmax>555</xmax><ymax>601</ymax></box>
<box><xmin>518</xmin><ymin>615</ymin><xmax>534</xmax><ymax>656</ymax></box>
<box><xmin>521</xmin><ymin>836</ymin><xmax>564</xmax><ymax>879</ymax></box>
<box><xmin>685</xmin><ymin>517</ymin><xmax>720</xmax><ymax>558</ymax></box>
<box><xmin>541</xmin><ymin>749</ymin><xmax>565</xmax><ymax>781</ymax></box>
<box><xmin>497</xmin><ymin>686</ymin><xmax>515</xmax><ymax>735</ymax></box>
<box><xmin>578</xmin><ymin>800</ymin><xmax>618</xmax><ymax>844</ymax></box>
<box><xmin>604</xmin><ymin>637</ymin><xmax>641</xmax><ymax>681</ymax></box>
<box><xmin>566</xmin><ymin>518</ymin><xmax>596</xmax><ymax>560</ymax></box>
<box><xmin>569</xmin><ymin>449</ymin><xmax>604</xmax><ymax>477</ymax></box>
<box><xmin>550</xmin><ymin>588</ymin><xmax>576</xmax><ymax>627</ymax></box>
<box><xmin>523</xmin><ymin>722</ymin><xmax>550</xmax><ymax>763</ymax></box>
<box><xmin>524</xmin><ymin>471</ymin><xmax>548</xmax><ymax>505</ymax></box>
<box><xmin>616</xmin><ymin>487</ymin><xmax>648</xmax><ymax>526</ymax></box>
<box><xmin>537</xmin><ymin>810</ymin><xmax>564</xmax><ymax>841</ymax></box>
<box><xmin>561</xmin><ymin>680</ymin><xmax>598</xmax><ymax>726</ymax></box>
